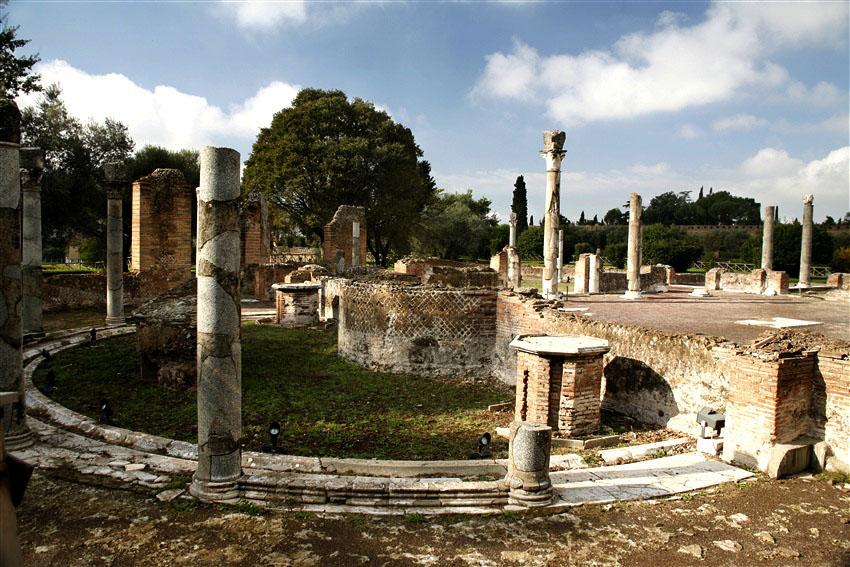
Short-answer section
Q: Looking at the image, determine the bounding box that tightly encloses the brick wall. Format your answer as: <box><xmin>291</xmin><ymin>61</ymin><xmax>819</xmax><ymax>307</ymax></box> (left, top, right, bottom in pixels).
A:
<box><xmin>322</xmin><ymin>205</ymin><xmax>367</xmax><ymax>274</ymax></box>
<box><xmin>130</xmin><ymin>169</ymin><xmax>192</xmax><ymax>294</ymax></box>
<box><xmin>490</xmin><ymin>249</ymin><xmax>509</xmax><ymax>286</ymax></box>
<box><xmin>812</xmin><ymin>352</ymin><xmax>850</xmax><ymax>470</ymax></box>
<box><xmin>826</xmin><ymin>273</ymin><xmax>850</xmax><ymax>289</ymax></box>
<box><xmin>721</xmin><ymin>351</ymin><xmax>816</xmax><ymax>470</ymax></box>
<box><xmin>42</xmin><ymin>272</ymin><xmax>146</xmax><ymax>311</ymax></box>
<box><xmin>337</xmin><ymin>281</ymin><xmax>497</xmax><ymax>377</ymax></box>
<box><xmin>275</xmin><ymin>286</ymin><xmax>320</xmax><ymax>327</ymax></box>
<box><xmin>241</xmin><ymin>188</ymin><xmax>270</xmax><ymax>267</ymax></box>
<box><xmin>706</xmin><ymin>268</ymin><xmax>789</xmax><ymax>294</ymax></box>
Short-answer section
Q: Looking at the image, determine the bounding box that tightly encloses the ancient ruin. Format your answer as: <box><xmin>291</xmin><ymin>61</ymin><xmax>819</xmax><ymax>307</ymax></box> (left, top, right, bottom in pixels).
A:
<box><xmin>624</xmin><ymin>192</ymin><xmax>642</xmax><ymax>299</ymax></box>
<box><xmin>540</xmin><ymin>130</ymin><xmax>566</xmax><ymax>298</ymax></box>
<box><xmin>798</xmin><ymin>194</ymin><xmax>814</xmax><ymax>287</ymax></box>
<box><xmin>20</xmin><ymin>147</ymin><xmax>43</xmax><ymax>339</ymax></box>
<box><xmin>322</xmin><ymin>205</ymin><xmax>367</xmax><ymax>274</ymax></box>
<box><xmin>104</xmin><ymin>162</ymin><xmax>128</xmax><ymax>326</ymax></box>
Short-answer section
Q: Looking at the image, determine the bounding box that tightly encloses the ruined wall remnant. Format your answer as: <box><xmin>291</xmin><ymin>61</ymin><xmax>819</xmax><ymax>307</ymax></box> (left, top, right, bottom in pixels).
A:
<box><xmin>273</xmin><ymin>283</ymin><xmax>320</xmax><ymax>327</ymax></box>
<box><xmin>131</xmin><ymin>168</ymin><xmax>193</xmax><ymax>295</ymax></box>
<box><xmin>322</xmin><ymin>205</ymin><xmax>367</xmax><ymax>274</ymax></box>
<box><xmin>41</xmin><ymin>273</ymin><xmax>144</xmax><ymax>311</ymax></box>
<box><xmin>826</xmin><ymin>273</ymin><xmax>850</xmax><ymax>290</ymax></box>
<box><xmin>240</xmin><ymin>187</ymin><xmax>270</xmax><ymax>267</ymax></box>
<box><xmin>705</xmin><ymin>268</ymin><xmax>789</xmax><ymax>295</ymax></box>
<box><xmin>134</xmin><ymin>278</ymin><xmax>196</xmax><ymax>390</ymax></box>
<box><xmin>337</xmin><ymin>280</ymin><xmax>497</xmax><ymax>377</ymax></box>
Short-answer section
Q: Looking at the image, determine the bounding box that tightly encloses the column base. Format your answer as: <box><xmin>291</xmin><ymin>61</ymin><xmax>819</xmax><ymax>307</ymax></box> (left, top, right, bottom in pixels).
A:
<box><xmin>189</xmin><ymin>476</ymin><xmax>241</xmax><ymax>503</ymax></box>
<box><xmin>508</xmin><ymin>486</ymin><xmax>554</xmax><ymax>508</ymax></box>
<box><xmin>4</xmin><ymin>428</ymin><xmax>34</xmax><ymax>451</ymax></box>
<box><xmin>105</xmin><ymin>316</ymin><xmax>126</xmax><ymax>327</ymax></box>
<box><xmin>621</xmin><ymin>290</ymin><xmax>642</xmax><ymax>300</ymax></box>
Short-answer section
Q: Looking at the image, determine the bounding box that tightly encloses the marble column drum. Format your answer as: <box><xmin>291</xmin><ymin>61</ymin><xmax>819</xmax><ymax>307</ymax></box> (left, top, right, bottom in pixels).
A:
<box><xmin>761</xmin><ymin>205</ymin><xmax>775</xmax><ymax>271</ymax></box>
<box><xmin>104</xmin><ymin>162</ymin><xmax>127</xmax><ymax>326</ymax></box>
<box><xmin>20</xmin><ymin>148</ymin><xmax>44</xmax><ymax>338</ymax></box>
<box><xmin>190</xmin><ymin>146</ymin><xmax>243</xmax><ymax>502</ymax></box>
<box><xmin>0</xmin><ymin>100</ymin><xmax>32</xmax><ymax>450</ymax></box>
<box><xmin>540</xmin><ymin>130</ymin><xmax>566</xmax><ymax>298</ymax></box>
<box><xmin>624</xmin><ymin>192</ymin><xmax>642</xmax><ymax>299</ymax></box>
<box><xmin>503</xmin><ymin>421</ymin><xmax>553</xmax><ymax>508</ymax></box>
<box><xmin>798</xmin><ymin>195</ymin><xmax>813</xmax><ymax>288</ymax></box>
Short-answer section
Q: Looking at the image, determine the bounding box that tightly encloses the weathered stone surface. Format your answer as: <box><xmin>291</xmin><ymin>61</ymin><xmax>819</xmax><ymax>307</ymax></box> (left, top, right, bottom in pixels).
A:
<box><xmin>625</xmin><ymin>193</ymin><xmax>642</xmax><ymax>297</ymax></box>
<box><xmin>541</xmin><ymin>130</ymin><xmax>566</xmax><ymax>298</ymax></box>
<box><xmin>133</xmin><ymin>279</ymin><xmax>197</xmax><ymax>390</ymax></box>
<box><xmin>799</xmin><ymin>195</ymin><xmax>814</xmax><ymax>286</ymax></box>
<box><xmin>322</xmin><ymin>205</ymin><xmax>367</xmax><ymax>275</ymax></box>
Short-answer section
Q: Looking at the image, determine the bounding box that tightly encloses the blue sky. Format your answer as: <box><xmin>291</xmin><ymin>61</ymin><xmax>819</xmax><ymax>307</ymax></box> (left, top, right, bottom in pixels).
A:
<box><xmin>9</xmin><ymin>1</ymin><xmax>850</xmax><ymax>223</ymax></box>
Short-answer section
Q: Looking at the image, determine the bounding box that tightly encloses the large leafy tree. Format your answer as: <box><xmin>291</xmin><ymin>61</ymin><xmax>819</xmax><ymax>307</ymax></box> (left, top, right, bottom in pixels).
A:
<box><xmin>1</xmin><ymin>3</ymin><xmax>42</xmax><ymax>98</ymax></box>
<box><xmin>411</xmin><ymin>190</ymin><xmax>496</xmax><ymax>260</ymax></box>
<box><xmin>21</xmin><ymin>84</ymin><xmax>134</xmax><ymax>260</ymax></box>
<box><xmin>242</xmin><ymin>88</ymin><xmax>437</xmax><ymax>266</ymax></box>
<box><xmin>641</xmin><ymin>224</ymin><xmax>702</xmax><ymax>271</ymax></box>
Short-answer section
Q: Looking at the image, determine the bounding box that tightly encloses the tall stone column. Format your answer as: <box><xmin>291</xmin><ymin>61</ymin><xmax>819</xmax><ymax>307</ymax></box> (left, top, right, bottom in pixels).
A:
<box><xmin>21</xmin><ymin>148</ymin><xmax>44</xmax><ymax>338</ymax></box>
<box><xmin>761</xmin><ymin>205</ymin><xmax>775</xmax><ymax>271</ymax></box>
<box><xmin>798</xmin><ymin>195</ymin><xmax>813</xmax><ymax>287</ymax></box>
<box><xmin>540</xmin><ymin>130</ymin><xmax>566</xmax><ymax>298</ymax></box>
<box><xmin>509</xmin><ymin>212</ymin><xmax>517</xmax><ymax>247</ymax></box>
<box><xmin>190</xmin><ymin>146</ymin><xmax>242</xmax><ymax>502</ymax></box>
<box><xmin>507</xmin><ymin>212</ymin><xmax>521</xmax><ymax>289</ymax></box>
<box><xmin>351</xmin><ymin>221</ymin><xmax>361</xmax><ymax>267</ymax></box>
<box><xmin>624</xmin><ymin>192</ymin><xmax>642</xmax><ymax>299</ymax></box>
<box><xmin>0</xmin><ymin>100</ymin><xmax>32</xmax><ymax>450</ymax></box>
<box><xmin>195</xmin><ymin>187</ymin><xmax>200</xmax><ymax>277</ymax></box>
<box><xmin>556</xmin><ymin>229</ymin><xmax>564</xmax><ymax>287</ymax></box>
<box><xmin>104</xmin><ymin>162</ymin><xmax>127</xmax><ymax>326</ymax></box>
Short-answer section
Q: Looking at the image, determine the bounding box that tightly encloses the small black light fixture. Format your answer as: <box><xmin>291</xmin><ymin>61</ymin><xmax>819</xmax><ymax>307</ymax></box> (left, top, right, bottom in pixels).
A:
<box><xmin>90</xmin><ymin>328</ymin><xmax>97</xmax><ymax>343</ymax></box>
<box><xmin>45</xmin><ymin>369</ymin><xmax>56</xmax><ymax>393</ymax></box>
<box><xmin>262</xmin><ymin>421</ymin><xmax>286</xmax><ymax>454</ymax></box>
<box><xmin>468</xmin><ymin>432</ymin><xmax>492</xmax><ymax>459</ymax></box>
<box><xmin>99</xmin><ymin>398</ymin><xmax>115</xmax><ymax>425</ymax></box>
<box><xmin>41</xmin><ymin>348</ymin><xmax>51</xmax><ymax>362</ymax></box>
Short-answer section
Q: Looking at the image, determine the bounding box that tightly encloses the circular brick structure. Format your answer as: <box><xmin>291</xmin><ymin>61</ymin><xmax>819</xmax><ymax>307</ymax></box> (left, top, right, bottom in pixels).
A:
<box><xmin>273</xmin><ymin>283</ymin><xmax>321</xmax><ymax>327</ymax></box>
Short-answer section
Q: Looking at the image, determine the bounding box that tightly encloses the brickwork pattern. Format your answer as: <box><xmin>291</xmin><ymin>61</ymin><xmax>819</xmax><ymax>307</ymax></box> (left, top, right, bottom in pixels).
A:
<box><xmin>275</xmin><ymin>287</ymin><xmax>320</xmax><ymax>327</ymax></box>
<box><xmin>130</xmin><ymin>169</ymin><xmax>192</xmax><ymax>294</ymax></box>
<box><xmin>322</xmin><ymin>205</ymin><xmax>367</xmax><ymax>274</ymax></box>
<box><xmin>559</xmin><ymin>355</ymin><xmax>603</xmax><ymax>435</ymax></box>
<box><xmin>811</xmin><ymin>353</ymin><xmax>850</xmax><ymax>468</ymax></box>
<box><xmin>240</xmin><ymin>189</ymin><xmax>270</xmax><ymax>267</ymax></box>
<box><xmin>826</xmin><ymin>272</ymin><xmax>850</xmax><ymax>289</ymax></box>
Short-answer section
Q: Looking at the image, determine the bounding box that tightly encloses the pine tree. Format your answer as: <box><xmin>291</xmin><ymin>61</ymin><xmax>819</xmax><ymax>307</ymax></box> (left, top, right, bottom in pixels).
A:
<box><xmin>511</xmin><ymin>175</ymin><xmax>528</xmax><ymax>234</ymax></box>
<box><xmin>579</xmin><ymin>211</ymin><xmax>586</xmax><ymax>225</ymax></box>
<box><xmin>698</xmin><ymin>186</ymin><xmax>704</xmax><ymax>199</ymax></box>
<box><xmin>529</xmin><ymin>215</ymin><xmax>534</xmax><ymax>226</ymax></box>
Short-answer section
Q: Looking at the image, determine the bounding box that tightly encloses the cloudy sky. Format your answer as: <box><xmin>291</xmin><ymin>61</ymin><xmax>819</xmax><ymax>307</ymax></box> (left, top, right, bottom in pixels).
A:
<box><xmin>9</xmin><ymin>1</ymin><xmax>849</xmax><ymax>222</ymax></box>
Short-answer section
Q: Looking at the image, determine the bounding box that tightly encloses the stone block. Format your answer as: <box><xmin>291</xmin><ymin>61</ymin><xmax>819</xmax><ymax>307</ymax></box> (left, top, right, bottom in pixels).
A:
<box><xmin>766</xmin><ymin>441</ymin><xmax>812</xmax><ymax>479</ymax></box>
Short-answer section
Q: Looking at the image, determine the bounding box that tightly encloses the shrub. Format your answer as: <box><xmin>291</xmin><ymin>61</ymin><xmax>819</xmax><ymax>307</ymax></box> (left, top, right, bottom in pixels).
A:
<box><xmin>831</xmin><ymin>246</ymin><xmax>850</xmax><ymax>273</ymax></box>
<box><xmin>603</xmin><ymin>242</ymin><xmax>627</xmax><ymax>269</ymax></box>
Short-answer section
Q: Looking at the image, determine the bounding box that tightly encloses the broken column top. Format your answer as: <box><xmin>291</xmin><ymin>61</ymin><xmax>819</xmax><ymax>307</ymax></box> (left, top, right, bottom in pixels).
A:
<box><xmin>104</xmin><ymin>162</ymin><xmax>128</xmax><ymax>183</ymax></box>
<box><xmin>803</xmin><ymin>194</ymin><xmax>813</xmax><ymax>205</ymax></box>
<box><xmin>509</xmin><ymin>212</ymin><xmax>517</xmax><ymax>225</ymax></box>
<box><xmin>510</xmin><ymin>334</ymin><xmax>610</xmax><ymax>356</ymax></box>
<box><xmin>542</xmin><ymin>130</ymin><xmax>566</xmax><ymax>152</ymax></box>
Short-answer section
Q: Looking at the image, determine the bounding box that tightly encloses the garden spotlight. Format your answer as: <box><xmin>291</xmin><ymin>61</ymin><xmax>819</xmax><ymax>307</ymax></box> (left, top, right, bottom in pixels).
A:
<box><xmin>262</xmin><ymin>421</ymin><xmax>286</xmax><ymax>454</ymax></box>
<box><xmin>468</xmin><ymin>432</ymin><xmax>492</xmax><ymax>459</ymax></box>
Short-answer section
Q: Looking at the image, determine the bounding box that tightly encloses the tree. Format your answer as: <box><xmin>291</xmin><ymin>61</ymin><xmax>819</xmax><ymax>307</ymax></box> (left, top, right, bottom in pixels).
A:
<box><xmin>578</xmin><ymin>211</ymin><xmax>586</xmax><ymax>225</ymax></box>
<box><xmin>516</xmin><ymin>225</ymin><xmax>543</xmax><ymax>258</ymax></box>
<box><xmin>130</xmin><ymin>145</ymin><xmax>199</xmax><ymax>188</ymax></box>
<box><xmin>21</xmin><ymin>85</ymin><xmax>134</xmax><ymax>260</ymax></box>
<box><xmin>411</xmin><ymin>190</ymin><xmax>494</xmax><ymax>260</ymax></box>
<box><xmin>772</xmin><ymin>223</ymin><xmax>833</xmax><ymax>274</ymax></box>
<box><xmin>511</xmin><ymin>175</ymin><xmax>528</xmax><ymax>235</ymax></box>
<box><xmin>641</xmin><ymin>224</ymin><xmax>702</xmax><ymax>271</ymax></box>
<box><xmin>643</xmin><ymin>191</ymin><xmax>689</xmax><ymax>225</ymax></box>
<box><xmin>0</xmin><ymin>5</ymin><xmax>41</xmax><ymax>98</ymax></box>
<box><xmin>242</xmin><ymin>88</ymin><xmax>437</xmax><ymax>266</ymax></box>
<box><xmin>604</xmin><ymin>207</ymin><xmax>627</xmax><ymax>226</ymax></box>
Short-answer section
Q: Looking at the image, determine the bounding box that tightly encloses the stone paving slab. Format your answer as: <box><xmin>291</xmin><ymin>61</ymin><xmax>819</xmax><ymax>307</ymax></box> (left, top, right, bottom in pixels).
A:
<box><xmin>551</xmin><ymin>453</ymin><xmax>753</xmax><ymax>507</ymax></box>
<box><xmin>599</xmin><ymin>437</ymin><xmax>691</xmax><ymax>464</ymax></box>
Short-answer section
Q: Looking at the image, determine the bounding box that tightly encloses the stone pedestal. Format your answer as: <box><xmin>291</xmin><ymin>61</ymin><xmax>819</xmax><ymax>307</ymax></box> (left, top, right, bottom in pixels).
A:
<box><xmin>503</xmin><ymin>421</ymin><xmax>553</xmax><ymax>507</ymax></box>
<box><xmin>624</xmin><ymin>192</ymin><xmax>642</xmax><ymax>299</ymax></box>
<box><xmin>573</xmin><ymin>253</ymin><xmax>590</xmax><ymax>294</ymax></box>
<box><xmin>190</xmin><ymin>146</ymin><xmax>242</xmax><ymax>503</ymax></box>
<box><xmin>588</xmin><ymin>254</ymin><xmax>601</xmax><ymax>294</ymax></box>
<box><xmin>0</xmin><ymin>100</ymin><xmax>32</xmax><ymax>450</ymax></box>
<box><xmin>273</xmin><ymin>283</ymin><xmax>320</xmax><ymax>327</ymax></box>
<box><xmin>540</xmin><ymin>131</ymin><xmax>566</xmax><ymax>298</ymax></box>
<box><xmin>761</xmin><ymin>205</ymin><xmax>775</xmax><ymax>271</ymax></box>
<box><xmin>104</xmin><ymin>162</ymin><xmax>127</xmax><ymax>326</ymax></box>
<box><xmin>20</xmin><ymin>148</ymin><xmax>44</xmax><ymax>338</ymax></box>
<box><xmin>798</xmin><ymin>195</ymin><xmax>813</xmax><ymax>287</ymax></box>
<box><xmin>511</xmin><ymin>335</ymin><xmax>610</xmax><ymax>437</ymax></box>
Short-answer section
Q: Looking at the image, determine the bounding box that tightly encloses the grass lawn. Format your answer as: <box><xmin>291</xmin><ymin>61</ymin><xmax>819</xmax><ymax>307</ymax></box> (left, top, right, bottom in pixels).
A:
<box><xmin>42</xmin><ymin>308</ymin><xmax>107</xmax><ymax>333</ymax></box>
<box><xmin>32</xmin><ymin>323</ymin><xmax>514</xmax><ymax>460</ymax></box>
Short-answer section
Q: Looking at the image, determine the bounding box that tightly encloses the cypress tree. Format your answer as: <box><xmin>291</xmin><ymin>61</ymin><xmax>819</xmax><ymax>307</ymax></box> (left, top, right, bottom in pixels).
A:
<box><xmin>511</xmin><ymin>175</ymin><xmax>528</xmax><ymax>234</ymax></box>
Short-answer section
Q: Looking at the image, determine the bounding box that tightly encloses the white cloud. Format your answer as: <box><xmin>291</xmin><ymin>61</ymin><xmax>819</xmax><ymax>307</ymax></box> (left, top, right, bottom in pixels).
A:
<box><xmin>677</xmin><ymin>123</ymin><xmax>702</xmax><ymax>139</ymax></box>
<box><xmin>472</xmin><ymin>2</ymin><xmax>848</xmax><ymax>124</ymax></box>
<box><xmin>17</xmin><ymin>60</ymin><xmax>299</xmax><ymax>150</ymax></box>
<box><xmin>775</xmin><ymin>114</ymin><xmax>849</xmax><ymax>134</ymax></box>
<box><xmin>712</xmin><ymin>113</ymin><xmax>769</xmax><ymax>132</ymax></box>
<box><xmin>216</xmin><ymin>1</ymin><xmax>308</xmax><ymax>31</ymax></box>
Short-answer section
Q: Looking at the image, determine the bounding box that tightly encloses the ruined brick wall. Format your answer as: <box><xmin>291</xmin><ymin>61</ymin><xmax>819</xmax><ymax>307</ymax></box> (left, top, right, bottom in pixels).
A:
<box><xmin>721</xmin><ymin>351</ymin><xmax>816</xmax><ymax>470</ymax></box>
<box><xmin>489</xmin><ymin>250</ymin><xmax>509</xmax><ymax>287</ymax></box>
<box><xmin>812</xmin><ymin>352</ymin><xmax>850</xmax><ymax>470</ymax></box>
<box><xmin>707</xmin><ymin>268</ymin><xmax>788</xmax><ymax>294</ymax></box>
<box><xmin>826</xmin><ymin>273</ymin><xmax>850</xmax><ymax>289</ymax></box>
<box><xmin>322</xmin><ymin>205</ymin><xmax>367</xmax><ymax>274</ymax></box>
<box><xmin>337</xmin><ymin>281</ymin><xmax>497</xmax><ymax>377</ymax></box>
<box><xmin>423</xmin><ymin>266</ymin><xmax>499</xmax><ymax>287</ymax></box>
<box><xmin>130</xmin><ymin>169</ymin><xmax>192</xmax><ymax>294</ymax></box>
<box><xmin>41</xmin><ymin>273</ymin><xmax>145</xmax><ymax>311</ymax></box>
<box><xmin>319</xmin><ymin>277</ymin><xmax>348</xmax><ymax>321</ymax></box>
<box><xmin>596</xmin><ymin>265</ymin><xmax>668</xmax><ymax>293</ymax></box>
<box><xmin>250</xmin><ymin>264</ymin><xmax>300</xmax><ymax>300</ymax></box>
<box><xmin>240</xmin><ymin>188</ymin><xmax>270</xmax><ymax>267</ymax></box>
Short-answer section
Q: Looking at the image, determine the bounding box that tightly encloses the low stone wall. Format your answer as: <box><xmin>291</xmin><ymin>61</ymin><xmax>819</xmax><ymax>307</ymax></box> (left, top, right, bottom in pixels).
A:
<box><xmin>596</xmin><ymin>265</ymin><xmax>668</xmax><ymax>293</ymax></box>
<box><xmin>827</xmin><ymin>273</ymin><xmax>850</xmax><ymax>290</ymax></box>
<box><xmin>248</xmin><ymin>263</ymin><xmax>301</xmax><ymax>300</ymax></box>
<box><xmin>812</xmin><ymin>351</ymin><xmax>850</xmax><ymax>471</ymax></box>
<box><xmin>667</xmin><ymin>269</ymin><xmax>706</xmax><ymax>286</ymax></box>
<box><xmin>337</xmin><ymin>280</ymin><xmax>497</xmax><ymax>377</ymax></box>
<box><xmin>42</xmin><ymin>272</ymin><xmax>147</xmax><ymax>312</ymax></box>
<box><xmin>705</xmin><ymin>268</ymin><xmax>788</xmax><ymax>295</ymax></box>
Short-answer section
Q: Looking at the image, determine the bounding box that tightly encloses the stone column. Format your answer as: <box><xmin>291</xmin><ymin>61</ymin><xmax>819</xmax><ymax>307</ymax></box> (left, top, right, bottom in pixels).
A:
<box><xmin>540</xmin><ymin>130</ymin><xmax>566</xmax><ymax>298</ymax></box>
<box><xmin>507</xmin><ymin>213</ymin><xmax>521</xmax><ymax>289</ymax></box>
<box><xmin>556</xmin><ymin>229</ymin><xmax>564</xmax><ymax>288</ymax></box>
<box><xmin>624</xmin><ymin>192</ymin><xmax>642</xmax><ymax>299</ymax></box>
<box><xmin>761</xmin><ymin>205</ymin><xmax>775</xmax><ymax>271</ymax></box>
<box><xmin>503</xmin><ymin>421</ymin><xmax>553</xmax><ymax>507</ymax></box>
<box><xmin>798</xmin><ymin>195</ymin><xmax>813</xmax><ymax>288</ymax></box>
<box><xmin>0</xmin><ymin>100</ymin><xmax>32</xmax><ymax>450</ymax></box>
<box><xmin>190</xmin><ymin>147</ymin><xmax>242</xmax><ymax>502</ymax></box>
<box><xmin>21</xmin><ymin>148</ymin><xmax>44</xmax><ymax>338</ymax></box>
<box><xmin>509</xmin><ymin>212</ymin><xmax>517</xmax><ymax>247</ymax></box>
<box><xmin>104</xmin><ymin>162</ymin><xmax>127</xmax><ymax>326</ymax></box>
<box><xmin>351</xmin><ymin>221</ymin><xmax>360</xmax><ymax>268</ymax></box>
<box><xmin>195</xmin><ymin>187</ymin><xmax>200</xmax><ymax>277</ymax></box>
<box><xmin>588</xmin><ymin>253</ymin><xmax>601</xmax><ymax>294</ymax></box>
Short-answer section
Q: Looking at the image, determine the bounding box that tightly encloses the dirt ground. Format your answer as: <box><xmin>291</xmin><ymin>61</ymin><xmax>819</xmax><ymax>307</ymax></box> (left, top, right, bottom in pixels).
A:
<box><xmin>13</xmin><ymin>471</ymin><xmax>850</xmax><ymax>567</ymax></box>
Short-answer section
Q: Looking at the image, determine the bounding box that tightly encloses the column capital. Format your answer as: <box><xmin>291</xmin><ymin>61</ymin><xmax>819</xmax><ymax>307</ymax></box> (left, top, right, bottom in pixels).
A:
<box><xmin>103</xmin><ymin>161</ymin><xmax>128</xmax><ymax>199</ymax></box>
<box><xmin>0</xmin><ymin>99</ymin><xmax>21</xmax><ymax>145</ymax></box>
<box><xmin>803</xmin><ymin>194</ymin><xmax>813</xmax><ymax>205</ymax></box>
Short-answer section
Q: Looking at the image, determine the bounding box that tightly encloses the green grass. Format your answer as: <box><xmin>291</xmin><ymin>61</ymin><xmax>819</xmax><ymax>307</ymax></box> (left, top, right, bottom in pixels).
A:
<box><xmin>42</xmin><ymin>308</ymin><xmax>108</xmax><ymax>333</ymax></box>
<box><xmin>33</xmin><ymin>323</ymin><xmax>513</xmax><ymax>460</ymax></box>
